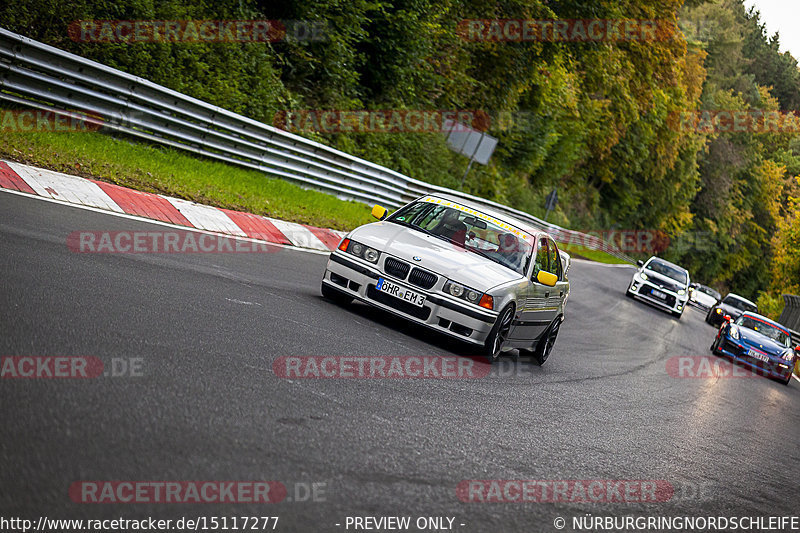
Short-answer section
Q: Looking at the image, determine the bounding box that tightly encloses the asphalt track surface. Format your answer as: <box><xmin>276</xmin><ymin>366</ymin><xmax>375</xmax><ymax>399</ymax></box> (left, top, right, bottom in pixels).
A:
<box><xmin>1</xmin><ymin>190</ymin><xmax>799</xmax><ymax>532</ymax></box>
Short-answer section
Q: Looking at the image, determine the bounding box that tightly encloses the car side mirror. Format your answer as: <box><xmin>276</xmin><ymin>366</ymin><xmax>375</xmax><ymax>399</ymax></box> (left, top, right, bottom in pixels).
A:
<box><xmin>637</xmin><ymin>260</ymin><xmax>644</xmax><ymax>267</ymax></box>
<box><xmin>371</xmin><ymin>205</ymin><xmax>388</xmax><ymax>220</ymax></box>
<box><xmin>536</xmin><ymin>270</ymin><xmax>557</xmax><ymax>287</ymax></box>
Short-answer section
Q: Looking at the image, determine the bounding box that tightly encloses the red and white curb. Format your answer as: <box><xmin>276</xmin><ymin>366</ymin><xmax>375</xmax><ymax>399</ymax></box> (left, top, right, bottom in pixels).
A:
<box><xmin>0</xmin><ymin>160</ymin><xmax>347</xmax><ymax>253</ymax></box>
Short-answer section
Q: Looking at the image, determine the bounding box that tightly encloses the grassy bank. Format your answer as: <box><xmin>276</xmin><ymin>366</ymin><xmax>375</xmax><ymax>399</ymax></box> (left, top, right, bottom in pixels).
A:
<box><xmin>0</xmin><ymin>125</ymin><xmax>373</xmax><ymax>231</ymax></box>
<box><xmin>560</xmin><ymin>244</ymin><xmax>633</xmax><ymax>265</ymax></box>
<box><xmin>0</xmin><ymin>120</ymin><xmax>629</xmax><ymax>265</ymax></box>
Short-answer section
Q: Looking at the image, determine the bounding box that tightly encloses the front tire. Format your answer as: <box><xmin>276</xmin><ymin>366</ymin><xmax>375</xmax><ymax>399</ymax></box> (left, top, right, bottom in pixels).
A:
<box><xmin>484</xmin><ymin>305</ymin><xmax>514</xmax><ymax>363</ymax></box>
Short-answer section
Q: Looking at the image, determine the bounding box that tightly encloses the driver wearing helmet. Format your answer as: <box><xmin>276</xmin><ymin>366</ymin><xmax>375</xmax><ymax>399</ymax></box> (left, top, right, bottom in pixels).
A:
<box><xmin>497</xmin><ymin>232</ymin><xmax>525</xmax><ymax>273</ymax></box>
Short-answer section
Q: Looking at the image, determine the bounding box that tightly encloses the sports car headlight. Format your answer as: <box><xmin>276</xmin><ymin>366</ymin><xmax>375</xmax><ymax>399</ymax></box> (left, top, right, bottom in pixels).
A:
<box><xmin>639</xmin><ymin>272</ymin><xmax>648</xmax><ymax>281</ymax></box>
<box><xmin>677</xmin><ymin>289</ymin><xmax>686</xmax><ymax>295</ymax></box>
<box><xmin>341</xmin><ymin>239</ymin><xmax>380</xmax><ymax>264</ymax></box>
<box><xmin>715</xmin><ymin>308</ymin><xmax>722</xmax><ymax>315</ymax></box>
<box><xmin>782</xmin><ymin>350</ymin><xmax>795</xmax><ymax>362</ymax></box>
<box><xmin>729</xmin><ymin>324</ymin><xmax>740</xmax><ymax>340</ymax></box>
<box><xmin>444</xmin><ymin>280</ymin><xmax>485</xmax><ymax>306</ymax></box>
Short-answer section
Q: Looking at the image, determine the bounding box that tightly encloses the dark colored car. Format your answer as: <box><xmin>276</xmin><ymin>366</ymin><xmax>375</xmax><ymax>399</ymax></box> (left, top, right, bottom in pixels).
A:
<box><xmin>710</xmin><ymin>312</ymin><xmax>798</xmax><ymax>385</ymax></box>
<box><xmin>706</xmin><ymin>293</ymin><xmax>757</xmax><ymax>327</ymax></box>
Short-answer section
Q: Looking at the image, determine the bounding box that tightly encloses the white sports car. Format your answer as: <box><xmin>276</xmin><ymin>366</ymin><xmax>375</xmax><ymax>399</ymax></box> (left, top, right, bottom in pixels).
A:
<box><xmin>320</xmin><ymin>194</ymin><xmax>570</xmax><ymax>363</ymax></box>
<box><xmin>689</xmin><ymin>283</ymin><xmax>720</xmax><ymax>311</ymax></box>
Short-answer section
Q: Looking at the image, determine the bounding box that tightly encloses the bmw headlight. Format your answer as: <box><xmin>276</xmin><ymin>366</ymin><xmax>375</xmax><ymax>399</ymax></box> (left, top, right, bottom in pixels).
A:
<box><xmin>715</xmin><ymin>308</ymin><xmax>723</xmax><ymax>315</ymax></box>
<box><xmin>729</xmin><ymin>324</ymin><xmax>740</xmax><ymax>340</ymax></box>
<box><xmin>640</xmin><ymin>272</ymin><xmax>648</xmax><ymax>281</ymax></box>
<box><xmin>782</xmin><ymin>350</ymin><xmax>795</xmax><ymax>362</ymax></box>
<box><xmin>444</xmin><ymin>280</ymin><xmax>487</xmax><ymax>307</ymax></box>
<box><xmin>677</xmin><ymin>289</ymin><xmax>686</xmax><ymax>295</ymax></box>
<box><xmin>364</xmin><ymin>248</ymin><xmax>379</xmax><ymax>263</ymax></box>
<box><xmin>338</xmin><ymin>238</ymin><xmax>380</xmax><ymax>264</ymax></box>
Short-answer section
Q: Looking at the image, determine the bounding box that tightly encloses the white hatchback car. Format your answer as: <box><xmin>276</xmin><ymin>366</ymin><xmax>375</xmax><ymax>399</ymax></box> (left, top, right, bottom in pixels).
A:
<box><xmin>626</xmin><ymin>256</ymin><xmax>690</xmax><ymax>318</ymax></box>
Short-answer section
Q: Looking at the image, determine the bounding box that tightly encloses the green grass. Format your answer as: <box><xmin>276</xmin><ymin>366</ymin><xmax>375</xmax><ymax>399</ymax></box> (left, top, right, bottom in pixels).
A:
<box><xmin>0</xmin><ymin>118</ymin><xmax>632</xmax><ymax>266</ymax></box>
<box><xmin>560</xmin><ymin>244</ymin><xmax>633</xmax><ymax>265</ymax></box>
<box><xmin>0</xmin><ymin>124</ymin><xmax>373</xmax><ymax>231</ymax></box>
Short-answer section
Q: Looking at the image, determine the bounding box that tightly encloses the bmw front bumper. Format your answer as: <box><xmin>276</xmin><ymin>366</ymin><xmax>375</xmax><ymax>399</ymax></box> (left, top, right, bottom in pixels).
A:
<box><xmin>322</xmin><ymin>252</ymin><xmax>498</xmax><ymax>345</ymax></box>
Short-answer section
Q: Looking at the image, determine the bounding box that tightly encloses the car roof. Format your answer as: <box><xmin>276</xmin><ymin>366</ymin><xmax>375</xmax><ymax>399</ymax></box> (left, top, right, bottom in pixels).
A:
<box><xmin>740</xmin><ymin>312</ymin><xmax>790</xmax><ymax>335</ymax></box>
<box><xmin>425</xmin><ymin>193</ymin><xmax>545</xmax><ymax>237</ymax></box>
<box><xmin>723</xmin><ymin>293</ymin><xmax>757</xmax><ymax>306</ymax></box>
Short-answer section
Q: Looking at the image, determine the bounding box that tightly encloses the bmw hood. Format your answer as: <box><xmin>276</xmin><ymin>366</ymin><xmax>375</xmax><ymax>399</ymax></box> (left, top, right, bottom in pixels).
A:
<box><xmin>348</xmin><ymin>222</ymin><xmax>522</xmax><ymax>291</ymax></box>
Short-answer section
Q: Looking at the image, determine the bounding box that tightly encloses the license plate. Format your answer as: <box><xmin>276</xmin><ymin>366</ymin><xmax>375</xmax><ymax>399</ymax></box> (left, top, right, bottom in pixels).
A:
<box><xmin>748</xmin><ymin>349</ymin><xmax>769</xmax><ymax>363</ymax></box>
<box><xmin>651</xmin><ymin>289</ymin><xmax>667</xmax><ymax>300</ymax></box>
<box><xmin>376</xmin><ymin>278</ymin><xmax>426</xmax><ymax>307</ymax></box>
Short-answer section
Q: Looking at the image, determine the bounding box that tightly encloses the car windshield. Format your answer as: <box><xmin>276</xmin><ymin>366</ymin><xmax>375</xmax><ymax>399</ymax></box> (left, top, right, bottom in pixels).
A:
<box><xmin>387</xmin><ymin>200</ymin><xmax>534</xmax><ymax>274</ymax></box>
<box><xmin>735</xmin><ymin>316</ymin><xmax>792</xmax><ymax>348</ymax></box>
<box><xmin>722</xmin><ymin>295</ymin><xmax>757</xmax><ymax>313</ymax></box>
<box><xmin>644</xmin><ymin>260</ymin><xmax>688</xmax><ymax>284</ymax></box>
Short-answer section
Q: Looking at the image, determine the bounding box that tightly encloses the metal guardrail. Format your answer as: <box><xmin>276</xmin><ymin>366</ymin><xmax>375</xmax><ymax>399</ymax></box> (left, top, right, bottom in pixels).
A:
<box><xmin>0</xmin><ymin>27</ymin><xmax>634</xmax><ymax>262</ymax></box>
<box><xmin>776</xmin><ymin>296</ymin><xmax>800</xmax><ymax>355</ymax></box>
<box><xmin>779</xmin><ymin>295</ymin><xmax>800</xmax><ymax>340</ymax></box>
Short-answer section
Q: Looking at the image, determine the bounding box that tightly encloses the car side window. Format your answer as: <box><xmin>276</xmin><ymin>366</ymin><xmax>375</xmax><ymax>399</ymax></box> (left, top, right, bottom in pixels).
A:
<box><xmin>547</xmin><ymin>238</ymin><xmax>562</xmax><ymax>279</ymax></box>
<box><xmin>532</xmin><ymin>238</ymin><xmax>549</xmax><ymax>279</ymax></box>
